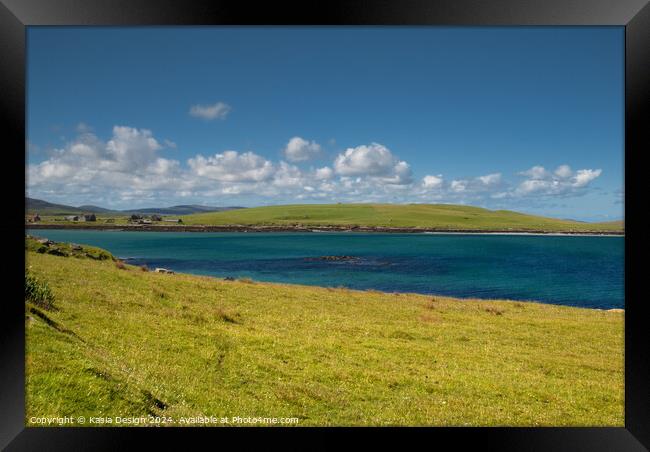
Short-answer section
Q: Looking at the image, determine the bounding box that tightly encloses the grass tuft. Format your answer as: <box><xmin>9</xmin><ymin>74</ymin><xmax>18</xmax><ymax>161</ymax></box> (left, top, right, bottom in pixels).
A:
<box><xmin>214</xmin><ymin>307</ymin><xmax>241</xmax><ymax>324</ymax></box>
<box><xmin>25</xmin><ymin>270</ymin><xmax>55</xmax><ymax>310</ymax></box>
<box><xmin>483</xmin><ymin>306</ymin><xmax>505</xmax><ymax>316</ymax></box>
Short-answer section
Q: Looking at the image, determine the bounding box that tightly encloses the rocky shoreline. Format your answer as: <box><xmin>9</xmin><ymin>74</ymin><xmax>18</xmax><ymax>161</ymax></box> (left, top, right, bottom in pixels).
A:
<box><xmin>25</xmin><ymin>223</ymin><xmax>624</xmax><ymax>235</ymax></box>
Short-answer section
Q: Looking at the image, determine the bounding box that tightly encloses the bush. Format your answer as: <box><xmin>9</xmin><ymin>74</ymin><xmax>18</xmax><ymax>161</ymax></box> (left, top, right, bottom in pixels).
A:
<box><xmin>25</xmin><ymin>271</ymin><xmax>55</xmax><ymax>310</ymax></box>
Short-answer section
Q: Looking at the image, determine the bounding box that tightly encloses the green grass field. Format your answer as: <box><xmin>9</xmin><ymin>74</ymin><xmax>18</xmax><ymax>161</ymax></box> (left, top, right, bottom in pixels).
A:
<box><xmin>180</xmin><ymin>203</ymin><xmax>623</xmax><ymax>232</ymax></box>
<box><xmin>25</xmin><ymin>239</ymin><xmax>624</xmax><ymax>426</ymax></box>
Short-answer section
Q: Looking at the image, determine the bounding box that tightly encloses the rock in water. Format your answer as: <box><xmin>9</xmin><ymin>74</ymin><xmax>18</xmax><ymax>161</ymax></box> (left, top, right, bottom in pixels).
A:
<box><xmin>306</xmin><ymin>255</ymin><xmax>360</xmax><ymax>262</ymax></box>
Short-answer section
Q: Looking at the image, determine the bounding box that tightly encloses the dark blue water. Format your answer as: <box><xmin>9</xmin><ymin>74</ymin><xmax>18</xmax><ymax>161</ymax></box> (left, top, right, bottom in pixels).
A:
<box><xmin>27</xmin><ymin>230</ymin><xmax>624</xmax><ymax>309</ymax></box>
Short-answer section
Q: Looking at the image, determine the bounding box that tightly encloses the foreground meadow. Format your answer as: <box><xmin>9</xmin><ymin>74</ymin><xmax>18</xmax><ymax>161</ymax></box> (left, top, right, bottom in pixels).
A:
<box><xmin>25</xmin><ymin>241</ymin><xmax>624</xmax><ymax>426</ymax></box>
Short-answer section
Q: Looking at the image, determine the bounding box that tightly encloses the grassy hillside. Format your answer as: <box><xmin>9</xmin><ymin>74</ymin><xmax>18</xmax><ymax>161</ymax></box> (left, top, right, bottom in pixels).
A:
<box><xmin>26</xmin><ymin>197</ymin><xmax>243</xmax><ymax>216</ymax></box>
<box><xmin>25</xmin><ymin>239</ymin><xmax>623</xmax><ymax>426</ymax></box>
<box><xmin>181</xmin><ymin>203</ymin><xmax>624</xmax><ymax>232</ymax></box>
<box><xmin>25</xmin><ymin>197</ymin><xmax>92</xmax><ymax>215</ymax></box>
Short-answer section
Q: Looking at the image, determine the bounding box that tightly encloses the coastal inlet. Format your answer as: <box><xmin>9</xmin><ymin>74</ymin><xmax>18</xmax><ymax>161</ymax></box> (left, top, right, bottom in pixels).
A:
<box><xmin>27</xmin><ymin>229</ymin><xmax>624</xmax><ymax>309</ymax></box>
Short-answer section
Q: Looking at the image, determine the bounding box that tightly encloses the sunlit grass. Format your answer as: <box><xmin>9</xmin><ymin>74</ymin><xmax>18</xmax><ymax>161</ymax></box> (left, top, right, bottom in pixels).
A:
<box><xmin>26</xmin><ymin>243</ymin><xmax>624</xmax><ymax>426</ymax></box>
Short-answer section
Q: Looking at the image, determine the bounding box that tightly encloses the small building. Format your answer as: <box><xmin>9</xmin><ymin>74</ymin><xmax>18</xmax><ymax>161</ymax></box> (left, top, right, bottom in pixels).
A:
<box><xmin>65</xmin><ymin>215</ymin><xmax>80</xmax><ymax>222</ymax></box>
<box><xmin>151</xmin><ymin>214</ymin><xmax>162</xmax><ymax>222</ymax></box>
<box><xmin>82</xmin><ymin>213</ymin><xmax>96</xmax><ymax>222</ymax></box>
<box><xmin>130</xmin><ymin>214</ymin><xmax>143</xmax><ymax>221</ymax></box>
<box><xmin>33</xmin><ymin>213</ymin><xmax>41</xmax><ymax>222</ymax></box>
<box><xmin>163</xmin><ymin>218</ymin><xmax>183</xmax><ymax>224</ymax></box>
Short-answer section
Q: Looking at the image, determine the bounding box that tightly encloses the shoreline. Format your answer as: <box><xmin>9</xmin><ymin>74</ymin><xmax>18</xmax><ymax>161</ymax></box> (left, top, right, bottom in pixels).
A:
<box><xmin>25</xmin><ymin>223</ymin><xmax>625</xmax><ymax>236</ymax></box>
<box><xmin>128</xmin><ymin>265</ymin><xmax>625</xmax><ymax>312</ymax></box>
<box><xmin>26</xmin><ymin>235</ymin><xmax>624</xmax><ymax>312</ymax></box>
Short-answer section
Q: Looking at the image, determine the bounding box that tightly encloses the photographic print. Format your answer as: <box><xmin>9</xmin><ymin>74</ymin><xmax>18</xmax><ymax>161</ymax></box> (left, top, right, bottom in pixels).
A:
<box><xmin>24</xmin><ymin>26</ymin><xmax>624</xmax><ymax>427</ymax></box>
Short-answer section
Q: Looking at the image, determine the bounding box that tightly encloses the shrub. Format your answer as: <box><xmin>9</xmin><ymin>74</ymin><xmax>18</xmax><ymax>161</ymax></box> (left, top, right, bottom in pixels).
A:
<box><xmin>25</xmin><ymin>271</ymin><xmax>55</xmax><ymax>310</ymax></box>
<box><xmin>115</xmin><ymin>260</ymin><xmax>127</xmax><ymax>270</ymax></box>
<box><xmin>140</xmin><ymin>265</ymin><xmax>149</xmax><ymax>272</ymax></box>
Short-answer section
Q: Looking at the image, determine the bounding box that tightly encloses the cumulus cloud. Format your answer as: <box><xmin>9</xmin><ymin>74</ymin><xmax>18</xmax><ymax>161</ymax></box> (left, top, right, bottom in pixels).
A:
<box><xmin>273</xmin><ymin>161</ymin><xmax>306</xmax><ymax>188</ymax></box>
<box><xmin>27</xmin><ymin>126</ymin><xmax>188</xmax><ymax>207</ymax></box>
<box><xmin>519</xmin><ymin>165</ymin><xmax>549</xmax><ymax>180</ymax></box>
<box><xmin>314</xmin><ymin>166</ymin><xmax>334</xmax><ymax>180</ymax></box>
<box><xmin>26</xmin><ymin>124</ymin><xmax>605</xmax><ymax>209</ymax></box>
<box><xmin>188</xmin><ymin>151</ymin><xmax>274</xmax><ymax>182</ymax></box>
<box><xmin>447</xmin><ymin>173</ymin><xmax>502</xmax><ymax>195</ymax></box>
<box><xmin>554</xmin><ymin>164</ymin><xmax>573</xmax><ymax>179</ymax></box>
<box><xmin>30</xmin><ymin>126</ymin><xmax>165</xmax><ymax>181</ymax></box>
<box><xmin>283</xmin><ymin>137</ymin><xmax>322</xmax><ymax>162</ymax></box>
<box><xmin>477</xmin><ymin>173</ymin><xmax>502</xmax><ymax>185</ymax></box>
<box><xmin>334</xmin><ymin>143</ymin><xmax>412</xmax><ymax>185</ymax></box>
<box><xmin>189</xmin><ymin>102</ymin><xmax>231</xmax><ymax>120</ymax></box>
<box><xmin>105</xmin><ymin>126</ymin><xmax>163</xmax><ymax>171</ymax></box>
<box><xmin>450</xmin><ymin>180</ymin><xmax>467</xmax><ymax>193</ymax></box>
<box><xmin>422</xmin><ymin>174</ymin><xmax>443</xmax><ymax>189</ymax></box>
<box><xmin>572</xmin><ymin>169</ymin><xmax>602</xmax><ymax>187</ymax></box>
<box><xmin>515</xmin><ymin>165</ymin><xmax>601</xmax><ymax>196</ymax></box>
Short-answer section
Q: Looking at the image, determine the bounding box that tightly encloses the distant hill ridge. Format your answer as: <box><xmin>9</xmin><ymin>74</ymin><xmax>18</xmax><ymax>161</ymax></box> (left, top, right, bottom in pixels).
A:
<box><xmin>26</xmin><ymin>197</ymin><xmax>244</xmax><ymax>216</ymax></box>
<box><xmin>26</xmin><ymin>198</ymin><xmax>624</xmax><ymax>233</ymax></box>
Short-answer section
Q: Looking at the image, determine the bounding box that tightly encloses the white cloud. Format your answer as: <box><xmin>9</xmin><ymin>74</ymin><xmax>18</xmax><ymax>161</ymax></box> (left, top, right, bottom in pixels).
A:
<box><xmin>422</xmin><ymin>174</ymin><xmax>443</xmax><ymax>189</ymax></box>
<box><xmin>334</xmin><ymin>143</ymin><xmax>394</xmax><ymax>176</ymax></box>
<box><xmin>314</xmin><ymin>166</ymin><xmax>334</xmax><ymax>180</ymax></box>
<box><xmin>519</xmin><ymin>165</ymin><xmax>549</xmax><ymax>180</ymax></box>
<box><xmin>572</xmin><ymin>169</ymin><xmax>602</xmax><ymax>187</ymax></box>
<box><xmin>334</xmin><ymin>143</ymin><xmax>412</xmax><ymax>185</ymax></box>
<box><xmin>447</xmin><ymin>173</ymin><xmax>501</xmax><ymax>194</ymax></box>
<box><xmin>450</xmin><ymin>180</ymin><xmax>467</xmax><ymax>192</ymax></box>
<box><xmin>27</xmin><ymin>126</ymin><xmax>191</xmax><ymax>207</ymax></box>
<box><xmin>26</xmin><ymin>125</ymin><xmax>606</xmax><ymax>209</ymax></box>
<box><xmin>187</xmin><ymin>151</ymin><xmax>274</xmax><ymax>182</ymax></box>
<box><xmin>515</xmin><ymin>165</ymin><xmax>601</xmax><ymax>196</ymax></box>
<box><xmin>283</xmin><ymin>137</ymin><xmax>322</xmax><ymax>162</ymax></box>
<box><xmin>105</xmin><ymin>126</ymin><xmax>162</xmax><ymax>171</ymax></box>
<box><xmin>554</xmin><ymin>164</ymin><xmax>572</xmax><ymax>179</ymax></box>
<box><xmin>477</xmin><ymin>173</ymin><xmax>501</xmax><ymax>185</ymax></box>
<box><xmin>189</xmin><ymin>102</ymin><xmax>231</xmax><ymax>120</ymax></box>
<box><xmin>273</xmin><ymin>161</ymin><xmax>306</xmax><ymax>188</ymax></box>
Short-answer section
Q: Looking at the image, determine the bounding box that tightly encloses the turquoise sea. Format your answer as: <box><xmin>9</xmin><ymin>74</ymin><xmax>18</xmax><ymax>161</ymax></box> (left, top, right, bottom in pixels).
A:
<box><xmin>27</xmin><ymin>230</ymin><xmax>624</xmax><ymax>309</ymax></box>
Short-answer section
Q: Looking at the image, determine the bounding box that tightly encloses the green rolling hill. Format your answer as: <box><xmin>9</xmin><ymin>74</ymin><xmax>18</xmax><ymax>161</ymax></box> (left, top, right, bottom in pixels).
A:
<box><xmin>181</xmin><ymin>203</ymin><xmax>624</xmax><ymax>233</ymax></box>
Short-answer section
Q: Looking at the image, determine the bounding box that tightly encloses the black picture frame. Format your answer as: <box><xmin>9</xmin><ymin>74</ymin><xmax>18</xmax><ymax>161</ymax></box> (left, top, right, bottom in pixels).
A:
<box><xmin>2</xmin><ymin>0</ymin><xmax>647</xmax><ymax>450</ymax></box>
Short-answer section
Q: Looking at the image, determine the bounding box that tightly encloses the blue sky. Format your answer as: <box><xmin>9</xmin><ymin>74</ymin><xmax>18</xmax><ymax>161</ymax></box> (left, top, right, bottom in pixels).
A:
<box><xmin>26</xmin><ymin>27</ymin><xmax>624</xmax><ymax>221</ymax></box>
